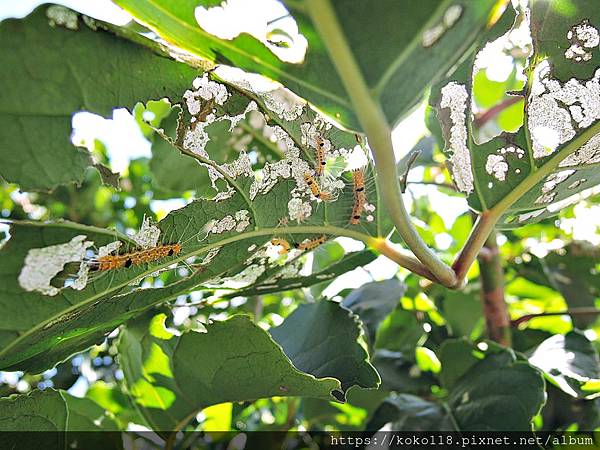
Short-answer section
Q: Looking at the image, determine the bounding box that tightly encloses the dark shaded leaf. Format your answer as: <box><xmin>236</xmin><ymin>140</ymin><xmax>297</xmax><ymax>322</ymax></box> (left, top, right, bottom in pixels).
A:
<box><xmin>270</xmin><ymin>301</ymin><xmax>380</xmax><ymax>396</ymax></box>
<box><xmin>530</xmin><ymin>330</ymin><xmax>600</xmax><ymax>399</ymax></box>
<box><xmin>342</xmin><ymin>279</ymin><xmax>405</xmax><ymax>347</ymax></box>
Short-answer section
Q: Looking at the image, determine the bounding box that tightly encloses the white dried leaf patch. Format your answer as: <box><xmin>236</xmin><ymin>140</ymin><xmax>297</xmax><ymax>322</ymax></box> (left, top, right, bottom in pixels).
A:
<box><xmin>422</xmin><ymin>4</ymin><xmax>463</xmax><ymax>47</ymax></box>
<box><xmin>132</xmin><ymin>216</ymin><xmax>161</xmax><ymax>249</ymax></box>
<box><xmin>529</xmin><ymin>65</ymin><xmax>600</xmax><ymax>158</ymax></box>
<box><xmin>440</xmin><ymin>82</ymin><xmax>474</xmax><ymax>194</ymax></box>
<box><xmin>18</xmin><ymin>235</ymin><xmax>93</xmax><ymax>296</ymax></box>
<box><xmin>541</xmin><ymin>170</ymin><xmax>576</xmax><ymax>194</ymax></box>
<box><xmin>97</xmin><ymin>241</ymin><xmax>121</xmax><ymax>257</ymax></box>
<box><xmin>518</xmin><ymin>209</ymin><xmax>545</xmax><ymax>223</ymax></box>
<box><xmin>485</xmin><ymin>154</ymin><xmax>509</xmax><ymax>181</ymax></box>
<box><xmin>560</xmin><ymin>131</ymin><xmax>600</xmax><ymax>167</ymax></box>
<box><xmin>535</xmin><ymin>191</ymin><xmax>557</xmax><ymax>204</ymax></box>
<box><xmin>565</xmin><ymin>20</ymin><xmax>599</xmax><ymax>62</ymax></box>
<box><xmin>46</xmin><ymin>5</ymin><xmax>78</xmax><ymax>30</ymax></box>
<box><xmin>568</xmin><ymin>178</ymin><xmax>587</xmax><ymax>189</ymax></box>
<box><xmin>185</xmin><ymin>75</ymin><xmax>229</xmax><ymax>112</ymax></box>
<box><xmin>210</xmin><ymin>210</ymin><xmax>251</xmax><ymax>234</ymax></box>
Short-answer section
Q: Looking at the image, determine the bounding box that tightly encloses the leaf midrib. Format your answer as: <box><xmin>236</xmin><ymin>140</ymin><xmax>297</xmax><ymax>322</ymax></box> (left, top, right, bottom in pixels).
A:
<box><xmin>0</xmin><ymin>224</ymin><xmax>375</xmax><ymax>362</ymax></box>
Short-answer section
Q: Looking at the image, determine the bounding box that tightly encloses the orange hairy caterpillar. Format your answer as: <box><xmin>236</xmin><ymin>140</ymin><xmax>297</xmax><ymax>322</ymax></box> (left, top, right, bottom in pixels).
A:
<box><xmin>270</xmin><ymin>238</ymin><xmax>291</xmax><ymax>255</ymax></box>
<box><xmin>350</xmin><ymin>168</ymin><xmax>367</xmax><ymax>225</ymax></box>
<box><xmin>90</xmin><ymin>243</ymin><xmax>182</xmax><ymax>271</ymax></box>
<box><xmin>294</xmin><ymin>235</ymin><xmax>327</xmax><ymax>251</ymax></box>
<box><xmin>304</xmin><ymin>172</ymin><xmax>333</xmax><ymax>201</ymax></box>
<box><xmin>314</xmin><ymin>134</ymin><xmax>327</xmax><ymax>176</ymax></box>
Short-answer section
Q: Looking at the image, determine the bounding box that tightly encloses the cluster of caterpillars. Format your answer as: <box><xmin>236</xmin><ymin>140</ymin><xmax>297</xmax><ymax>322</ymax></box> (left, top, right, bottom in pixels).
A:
<box><xmin>308</xmin><ymin>134</ymin><xmax>368</xmax><ymax>224</ymax></box>
<box><xmin>89</xmin><ymin>243</ymin><xmax>182</xmax><ymax>271</ymax></box>
<box><xmin>86</xmin><ymin>133</ymin><xmax>369</xmax><ymax>273</ymax></box>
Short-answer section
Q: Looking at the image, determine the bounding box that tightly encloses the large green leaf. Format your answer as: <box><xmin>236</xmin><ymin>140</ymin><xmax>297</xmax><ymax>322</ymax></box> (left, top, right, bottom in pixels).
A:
<box><xmin>368</xmin><ymin>344</ymin><xmax>545</xmax><ymax>431</ymax></box>
<box><xmin>530</xmin><ymin>330</ymin><xmax>600</xmax><ymax>399</ymax></box>
<box><xmin>0</xmin><ymin>75</ymin><xmax>380</xmax><ymax>373</ymax></box>
<box><xmin>433</xmin><ymin>0</ymin><xmax>600</xmax><ymax>227</ymax></box>
<box><xmin>270</xmin><ymin>300</ymin><xmax>380</xmax><ymax>397</ymax></box>
<box><xmin>0</xmin><ymin>6</ymin><xmax>199</xmax><ymax>190</ymax></box>
<box><xmin>113</xmin><ymin>0</ymin><xmax>502</xmax><ymax>130</ymax></box>
<box><xmin>0</xmin><ymin>389</ymin><xmax>122</xmax><ymax>449</ymax></box>
<box><xmin>118</xmin><ymin>313</ymin><xmax>340</xmax><ymax>432</ymax></box>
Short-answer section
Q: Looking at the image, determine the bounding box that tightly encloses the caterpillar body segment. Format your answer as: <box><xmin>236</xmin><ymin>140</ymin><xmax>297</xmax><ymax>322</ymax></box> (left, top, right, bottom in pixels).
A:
<box><xmin>350</xmin><ymin>168</ymin><xmax>367</xmax><ymax>225</ymax></box>
<box><xmin>304</xmin><ymin>172</ymin><xmax>334</xmax><ymax>201</ymax></box>
<box><xmin>270</xmin><ymin>238</ymin><xmax>291</xmax><ymax>255</ymax></box>
<box><xmin>294</xmin><ymin>235</ymin><xmax>327</xmax><ymax>251</ymax></box>
<box><xmin>314</xmin><ymin>134</ymin><xmax>328</xmax><ymax>176</ymax></box>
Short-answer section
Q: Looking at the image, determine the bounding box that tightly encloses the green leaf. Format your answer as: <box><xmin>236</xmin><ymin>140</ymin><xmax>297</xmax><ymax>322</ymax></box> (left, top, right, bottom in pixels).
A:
<box><xmin>341</xmin><ymin>279</ymin><xmax>405</xmax><ymax>347</ymax></box>
<box><xmin>270</xmin><ymin>300</ymin><xmax>380</xmax><ymax>396</ymax></box>
<box><xmin>541</xmin><ymin>242</ymin><xmax>600</xmax><ymax>328</ymax></box>
<box><xmin>147</xmin><ymin>106</ymin><xmax>212</xmax><ymax>194</ymax></box>
<box><xmin>0</xmin><ymin>75</ymin><xmax>381</xmax><ymax>373</ymax></box>
<box><xmin>371</xmin><ymin>349</ymin><xmax>437</xmax><ymax>394</ymax></box>
<box><xmin>438</xmin><ymin>338</ymin><xmax>480</xmax><ymax>389</ymax></box>
<box><xmin>436</xmin><ymin>288</ymin><xmax>483</xmax><ymax>338</ymax></box>
<box><xmin>374</xmin><ymin>307</ymin><xmax>427</xmax><ymax>352</ymax></box>
<box><xmin>530</xmin><ymin>330</ymin><xmax>600</xmax><ymax>399</ymax></box>
<box><xmin>433</xmin><ymin>1</ymin><xmax>600</xmax><ymax>227</ymax></box>
<box><xmin>0</xmin><ymin>389</ymin><xmax>68</xmax><ymax>433</ymax></box>
<box><xmin>113</xmin><ymin>0</ymin><xmax>502</xmax><ymax>130</ymax></box>
<box><xmin>86</xmin><ymin>381</ymin><xmax>143</xmax><ymax>428</ymax></box>
<box><xmin>369</xmin><ymin>346</ymin><xmax>545</xmax><ymax>431</ymax></box>
<box><xmin>0</xmin><ymin>389</ymin><xmax>123</xmax><ymax>449</ymax></box>
<box><xmin>118</xmin><ymin>313</ymin><xmax>340</xmax><ymax>432</ymax></box>
<box><xmin>366</xmin><ymin>393</ymin><xmax>451</xmax><ymax>431</ymax></box>
<box><xmin>0</xmin><ymin>6</ymin><xmax>199</xmax><ymax>190</ymax></box>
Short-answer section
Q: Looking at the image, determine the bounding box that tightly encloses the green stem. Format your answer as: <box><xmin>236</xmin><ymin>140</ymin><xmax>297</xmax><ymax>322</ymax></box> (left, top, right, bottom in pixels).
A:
<box><xmin>305</xmin><ymin>0</ymin><xmax>457</xmax><ymax>288</ymax></box>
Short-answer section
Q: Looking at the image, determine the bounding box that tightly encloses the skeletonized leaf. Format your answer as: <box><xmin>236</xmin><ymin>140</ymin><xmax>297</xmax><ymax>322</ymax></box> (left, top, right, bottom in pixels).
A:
<box><xmin>433</xmin><ymin>1</ymin><xmax>600</xmax><ymax>227</ymax></box>
<box><xmin>0</xmin><ymin>74</ymin><xmax>380</xmax><ymax>373</ymax></box>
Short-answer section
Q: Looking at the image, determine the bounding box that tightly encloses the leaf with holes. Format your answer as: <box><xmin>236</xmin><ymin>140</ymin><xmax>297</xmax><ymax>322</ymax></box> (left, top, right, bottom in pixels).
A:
<box><xmin>432</xmin><ymin>0</ymin><xmax>600</xmax><ymax>227</ymax></box>
<box><xmin>0</xmin><ymin>7</ymin><xmax>198</xmax><ymax>191</ymax></box>
<box><xmin>0</xmin><ymin>74</ymin><xmax>382</xmax><ymax>373</ymax></box>
<box><xmin>112</xmin><ymin>0</ymin><xmax>503</xmax><ymax>130</ymax></box>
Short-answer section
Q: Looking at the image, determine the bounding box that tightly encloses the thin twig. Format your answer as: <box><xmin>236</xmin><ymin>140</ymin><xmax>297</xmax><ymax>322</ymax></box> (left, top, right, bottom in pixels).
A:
<box><xmin>473</xmin><ymin>96</ymin><xmax>522</xmax><ymax>128</ymax></box>
<box><xmin>511</xmin><ymin>307</ymin><xmax>600</xmax><ymax>328</ymax></box>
